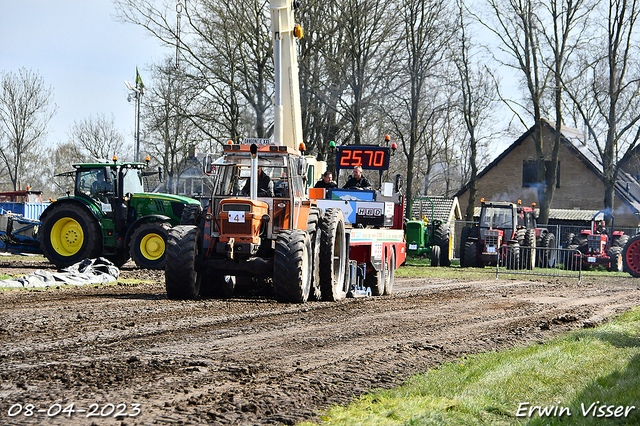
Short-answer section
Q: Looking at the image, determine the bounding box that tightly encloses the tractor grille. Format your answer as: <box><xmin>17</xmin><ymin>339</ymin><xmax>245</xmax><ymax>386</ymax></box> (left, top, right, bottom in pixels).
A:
<box><xmin>484</xmin><ymin>230</ymin><xmax>500</xmax><ymax>248</ymax></box>
<box><xmin>221</xmin><ymin>220</ymin><xmax>252</xmax><ymax>235</ymax></box>
<box><xmin>588</xmin><ymin>235</ymin><xmax>603</xmax><ymax>253</ymax></box>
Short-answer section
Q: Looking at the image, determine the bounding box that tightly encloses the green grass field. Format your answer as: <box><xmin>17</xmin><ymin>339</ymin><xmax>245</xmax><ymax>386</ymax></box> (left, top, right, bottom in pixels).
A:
<box><xmin>304</xmin><ymin>308</ymin><xmax>640</xmax><ymax>425</ymax></box>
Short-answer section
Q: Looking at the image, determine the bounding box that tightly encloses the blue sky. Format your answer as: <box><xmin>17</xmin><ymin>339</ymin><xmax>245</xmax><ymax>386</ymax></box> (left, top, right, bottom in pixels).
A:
<box><xmin>0</xmin><ymin>0</ymin><xmax>168</xmax><ymax>151</ymax></box>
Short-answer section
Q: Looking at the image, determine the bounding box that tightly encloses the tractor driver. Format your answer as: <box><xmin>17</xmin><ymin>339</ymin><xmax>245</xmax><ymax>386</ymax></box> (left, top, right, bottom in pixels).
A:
<box><xmin>91</xmin><ymin>171</ymin><xmax>113</xmax><ymax>202</ymax></box>
<box><xmin>242</xmin><ymin>166</ymin><xmax>274</xmax><ymax>197</ymax></box>
<box><xmin>343</xmin><ymin>166</ymin><xmax>372</xmax><ymax>190</ymax></box>
<box><xmin>596</xmin><ymin>220</ymin><xmax>607</xmax><ymax>234</ymax></box>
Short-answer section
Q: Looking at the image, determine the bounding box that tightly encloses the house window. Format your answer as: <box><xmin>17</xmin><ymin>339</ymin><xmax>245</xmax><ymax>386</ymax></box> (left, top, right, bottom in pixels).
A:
<box><xmin>191</xmin><ymin>179</ymin><xmax>203</xmax><ymax>196</ymax></box>
<box><xmin>522</xmin><ymin>160</ymin><xmax>560</xmax><ymax>188</ymax></box>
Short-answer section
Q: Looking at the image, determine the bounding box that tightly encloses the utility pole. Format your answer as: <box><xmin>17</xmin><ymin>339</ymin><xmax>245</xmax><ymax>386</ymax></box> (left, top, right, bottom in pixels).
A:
<box><xmin>125</xmin><ymin>67</ymin><xmax>145</xmax><ymax>162</ymax></box>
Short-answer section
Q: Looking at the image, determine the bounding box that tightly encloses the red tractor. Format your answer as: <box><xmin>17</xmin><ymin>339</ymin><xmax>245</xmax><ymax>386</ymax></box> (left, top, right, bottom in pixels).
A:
<box><xmin>567</xmin><ymin>211</ymin><xmax>626</xmax><ymax>271</ymax></box>
<box><xmin>460</xmin><ymin>200</ymin><xmax>556</xmax><ymax>269</ymax></box>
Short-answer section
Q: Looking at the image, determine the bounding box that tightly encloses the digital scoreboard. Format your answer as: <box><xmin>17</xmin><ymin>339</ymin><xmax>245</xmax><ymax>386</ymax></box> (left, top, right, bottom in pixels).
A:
<box><xmin>335</xmin><ymin>146</ymin><xmax>390</xmax><ymax>170</ymax></box>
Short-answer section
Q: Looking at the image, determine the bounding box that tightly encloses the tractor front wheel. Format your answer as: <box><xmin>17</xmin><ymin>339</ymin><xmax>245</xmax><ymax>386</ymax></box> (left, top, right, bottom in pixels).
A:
<box><xmin>130</xmin><ymin>222</ymin><xmax>171</xmax><ymax>270</ymax></box>
<box><xmin>39</xmin><ymin>204</ymin><xmax>102</xmax><ymax>268</ymax></box>
<box><xmin>165</xmin><ymin>225</ymin><xmax>201</xmax><ymax>300</ymax></box>
<box><xmin>273</xmin><ymin>229</ymin><xmax>312</xmax><ymax>303</ymax></box>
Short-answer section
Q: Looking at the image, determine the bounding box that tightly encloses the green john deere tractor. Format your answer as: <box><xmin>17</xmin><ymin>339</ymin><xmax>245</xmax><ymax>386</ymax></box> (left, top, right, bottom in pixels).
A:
<box><xmin>405</xmin><ymin>197</ymin><xmax>452</xmax><ymax>266</ymax></box>
<box><xmin>39</xmin><ymin>160</ymin><xmax>202</xmax><ymax>269</ymax></box>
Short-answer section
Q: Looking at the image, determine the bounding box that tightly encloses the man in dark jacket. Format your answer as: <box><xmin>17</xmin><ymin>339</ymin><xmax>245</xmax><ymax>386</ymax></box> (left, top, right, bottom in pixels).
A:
<box><xmin>343</xmin><ymin>166</ymin><xmax>371</xmax><ymax>189</ymax></box>
<box><xmin>314</xmin><ymin>171</ymin><xmax>338</xmax><ymax>189</ymax></box>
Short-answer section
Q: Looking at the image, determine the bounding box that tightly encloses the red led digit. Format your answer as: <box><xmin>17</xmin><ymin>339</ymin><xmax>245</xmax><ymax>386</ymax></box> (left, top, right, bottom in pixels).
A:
<box><xmin>373</xmin><ymin>150</ymin><xmax>384</xmax><ymax>167</ymax></box>
<box><xmin>352</xmin><ymin>150</ymin><xmax>362</xmax><ymax>166</ymax></box>
<box><xmin>340</xmin><ymin>150</ymin><xmax>352</xmax><ymax>166</ymax></box>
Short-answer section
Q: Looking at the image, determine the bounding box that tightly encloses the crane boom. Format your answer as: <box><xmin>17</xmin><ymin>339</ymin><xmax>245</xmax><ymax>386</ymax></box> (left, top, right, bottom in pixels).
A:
<box><xmin>270</xmin><ymin>0</ymin><xmax>303</xmax><ymax>151</ymax></box>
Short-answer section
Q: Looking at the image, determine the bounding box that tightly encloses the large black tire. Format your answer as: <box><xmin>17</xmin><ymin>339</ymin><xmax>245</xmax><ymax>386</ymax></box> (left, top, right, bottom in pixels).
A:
<box><xmin>505</xmin><ymin>242</ymin><xmax>520</xmax><ymax>270</ymax></box>
<box><xmin>433</xmin><ymin>223</ymin><xmax>451</xmax><ymax>267</ymax></box>
<box><xmin>306</xmin><ymin>207</ymin><xmax>322</xmax><ymax>301</ymax></box>
<box><xmin>623</xmin><ymin>234</ymin><xmax>640</xmax><ymax>277</ymax></box>
<box><xmin>273</xmin><ymin>229</ymin><xmax>312</xmax><ymax>303</ymax></box>
<box><xmin>459</xmin><ymin>226</ymin><xmax>471</xmax><ymax>267</ymax></box>
<box><xmin>200</xmin><ymin>271</ymin><xmax>236</xmax><ymax>299</ymax></box>
<box><xmin>571</xmin><ymin>234</ymin><xmax>588</xmax><ymax>254</ymax></box>
<box><xmin>39</xmin><ymin>203</ymin><xmax>102</xmax><ymax>268</ymax></box>
<box><xmin>537</xmin><ymin>232</ymin><xmax>557</xmax><ymax>268</ymax></box>
<box><xmin>564</xmin><ymin>232</ymin><xmax>575</xmax><ymax>248</ymax></box>
<box><xmin>319</xmin><ymin>209</ymin><xmax>347</xmax><ymax>301</ymax></box>
<box><xmin>521</xmin><ymin>229</ymin><xmax>536</xmax><ymax>270</ymax></box>
<box><xmin>430</xmin><ymin>245</ymin><xmax>441</xmax><ymax>267</ymax></box>
<box><xmin>165</xmin><ymin>225</ymin><xmax>201</xmax><ymax>300</ymax></box>
<box><xmin>383</xmin><ymin>249</ymin><xmax>395</xmax><ymax>295</ymax></box>
<box><xmin>130</xmin><ymin>222</ymin><xmax>171</xmax><ymax>270</ymax></box>
<box><xmin>181</xmin><ymin>203</ymin><xmax>203</xmax><ymax>225</ymax></box>
<box><xmin>612</xmin><ymin>234</ymin><xmax>629</xmax><ymax>248</ymax></box>
<box><xmin>463</xmin><ymin>241</ymin><xmax>477</xmax><ymax>268</ymax></box>
<box><xmin>365</xmin><ymin>265</ymin><xmax>384</xmax><ymax>296</ymax></box>
<box><xmin>607</xmin><ymin>246</ymin><xmax>623</xmax><ymax>272</ymax></box>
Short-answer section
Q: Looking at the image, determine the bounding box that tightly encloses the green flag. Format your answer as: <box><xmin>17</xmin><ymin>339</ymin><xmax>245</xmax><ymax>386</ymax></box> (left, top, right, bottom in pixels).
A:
<box><xmin>135</xmin><ymin>67</ymin><xmax>144</xmax><ymax>89</ymax></box>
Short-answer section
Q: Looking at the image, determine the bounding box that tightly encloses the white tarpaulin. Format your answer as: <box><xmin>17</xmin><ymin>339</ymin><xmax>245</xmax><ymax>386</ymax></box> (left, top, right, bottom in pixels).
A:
<box><xmin>0</xmin><ymin>258</ymin><xmax>119</xmax><ymax>288</ymax></box>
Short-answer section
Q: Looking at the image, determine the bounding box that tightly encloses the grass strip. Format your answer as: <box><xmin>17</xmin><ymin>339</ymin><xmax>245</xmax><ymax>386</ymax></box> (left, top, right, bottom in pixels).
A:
<box><xmin>305</xmin><ymin>308</ymin><xmax>640</xmax><ymax>426</ymax></box>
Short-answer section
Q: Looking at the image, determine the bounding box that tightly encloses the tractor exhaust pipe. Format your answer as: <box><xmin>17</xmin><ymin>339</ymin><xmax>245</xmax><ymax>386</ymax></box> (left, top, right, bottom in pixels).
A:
<box><xmin>250</xmin><ymin>143</ymin><xmax>258</xmax><ymax>200</ymax></box>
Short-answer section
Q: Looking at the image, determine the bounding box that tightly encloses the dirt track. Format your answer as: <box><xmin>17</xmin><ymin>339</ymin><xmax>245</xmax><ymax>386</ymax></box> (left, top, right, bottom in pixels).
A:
<box><xmin>1</xmin><ymin>259</ymin><xmax>640</xmax><ymax>425</ymax></box>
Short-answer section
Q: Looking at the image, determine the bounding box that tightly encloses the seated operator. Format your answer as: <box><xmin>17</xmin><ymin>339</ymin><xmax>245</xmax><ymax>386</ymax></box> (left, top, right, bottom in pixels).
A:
<box><xmin>314</xmin><ymin>171</ymin><xmax>337</xmax><ymax>189</ymax></box>
<box><xmin>242</xmin><ymin>166</ymin><xmax>274</xmax><ymax>197</ymax></box>
<box><xmin>91</xmin><ymin>172</ymin><xmax>113</xmax><ymax>201</ymax></box>
<box><xmin>343</xmin><ymin>165</ymin><xmax>371</xmax><ymax>190</ymax></box>
<box><xmin>596</xmin><ymin>220</ymin><xmax>608</xmax><ymax>234</ymax></box>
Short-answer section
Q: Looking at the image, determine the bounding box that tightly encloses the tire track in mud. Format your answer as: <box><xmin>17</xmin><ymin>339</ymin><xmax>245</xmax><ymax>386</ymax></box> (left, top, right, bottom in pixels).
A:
<box><xmin>1</xmin><ymin>270</ymin><xmax>640</xmax><ymax>425</ymax></box>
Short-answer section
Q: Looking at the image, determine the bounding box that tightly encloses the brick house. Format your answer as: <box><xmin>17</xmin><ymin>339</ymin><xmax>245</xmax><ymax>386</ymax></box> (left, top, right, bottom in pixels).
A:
<box><xmin>455</xmin><ymin>120</ymin><xmax>640</xmax><ymax>228</ymax></box>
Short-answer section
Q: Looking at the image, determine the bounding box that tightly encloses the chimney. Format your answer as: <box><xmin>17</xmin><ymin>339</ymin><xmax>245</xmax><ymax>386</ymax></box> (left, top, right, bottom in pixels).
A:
<box><xmin>188</xmin><ymin>144</ymin><xmax>197</xmax><ymax>159</ymax></box>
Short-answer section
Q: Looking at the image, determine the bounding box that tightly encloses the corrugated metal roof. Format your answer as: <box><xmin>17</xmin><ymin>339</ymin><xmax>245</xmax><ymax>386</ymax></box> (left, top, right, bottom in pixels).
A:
<box><xmin>472</xmin><ymin>206</ymin><xmax>602</xmax><ymax>222</ymax></box>
<box><xmin>410</xmin><ymin>196</ymin><xmax>461</xmax><ymax>222</ymax></box>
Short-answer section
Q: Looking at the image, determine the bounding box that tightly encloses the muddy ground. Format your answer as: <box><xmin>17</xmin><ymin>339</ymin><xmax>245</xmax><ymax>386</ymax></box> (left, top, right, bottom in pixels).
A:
<box><xmin>1</xmin><ymin>258</ymin><xmax>639</xmax><ymax>425</ymax></box>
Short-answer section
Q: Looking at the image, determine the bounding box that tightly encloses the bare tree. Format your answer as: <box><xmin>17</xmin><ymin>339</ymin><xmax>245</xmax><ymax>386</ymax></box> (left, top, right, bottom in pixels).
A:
<box><xmin>141</xmin><ymin>60</ymin><xmax>205</xmax><ymax>193</ymax></box>
<box><xmin>385</xmin><ymin>0</ymin><xmax>453</xmax><ymax>217</ymax></box>
<box><xmin>0</xmin><ymin>68</ymin><xmax>56</xmax><ymax>190</ymax></box>
<box><xmin>564</xmin><ymin>0</ymin><xmax>640</xmax><ymax>215</ymax></box>
<box><xmin>68</xmin><ymin>113</ymin><xmax>128</xmax><ymax>161</ymax></box>
<box><xmin>453</xmin><ymin>1</ymin><xmax>500</xmax><ymax>220</ymax></box>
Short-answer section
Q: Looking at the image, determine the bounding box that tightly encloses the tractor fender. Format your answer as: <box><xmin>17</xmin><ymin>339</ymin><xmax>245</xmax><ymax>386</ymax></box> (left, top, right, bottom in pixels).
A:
<box><xmin>124</xmin><ymin>215</ymin><xmax>173</xmax><ymax>248</ymax></box>
<box><xmin>40</xmin><ymin>198</ymin><xmax>103</xmax><ymax>229</ymax></box>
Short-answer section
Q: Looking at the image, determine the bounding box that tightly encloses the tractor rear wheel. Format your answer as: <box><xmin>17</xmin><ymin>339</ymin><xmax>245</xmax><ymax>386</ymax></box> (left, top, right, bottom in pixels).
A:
<box><xmin>434</xmin><ymin>223</ymin><xmax>451</xmax><ymax>266</ymax></box>
<box><xmin>608</xmin><ymin>246</ymin><xmax>623</xmax><ymax>272</ymax></box>
<box><xmin>130</xmin><ymin>222</ymin><xmax>171</xmax><ymax>270</ymax></box>
<box><xmin>612</xmin><ymin>234</ymin><xmax>629</xmax><ymax>248</ymax></box>
<box><xmin>39</xmin><ymin>203</ymin><xmax>102</xmax><ymax>268</ymax></box>
<box><xmin>538</xmin><ymin>232</ymin><xmax>557</xmax><ymax>268</ymax></box>
<box><xmin>431</xmin><ymin>245</ymin><xmax>441</xmax><ymax>267</ymax></box>
<box><xmin>181</xmin><ymin>203</ymin><xmax>203</xmax><ymax>225</ymax></box>
<box><xmin>572</xmin><ymin>234</ymin><xmax>588</xmax><ymax>253</ymax></box>
<box><xmin>463</xmin><ymin>241</ymin><xmax>477</xmax><ymax>267</ymax></box>
<box><xmin>273</xmin><ymin>229</ymin><xmax>312</xmax><ymax>303</ymax></box>
<box><xmin>320</xmin><ymin>209</ymin><xmax>347</xmax><ymax>301</ymax></box>
<box><xmin>505</xmin><ymin>242</ymin><xmax>520</xmax><ymax>270</ymax></box>
<box><xmin>165</xmin><ymin>225</ymin><xmax>201</xmax><ymax>300</ymax></box>
<box><xmin>623</xmin><ymin>235</ymin><xmax>640</xmax><ymax>277</ymax></box>
<box><xmin>306</xmin><ymin>207</ymin><xmax>323</xmax><ymax>300</ymax></box>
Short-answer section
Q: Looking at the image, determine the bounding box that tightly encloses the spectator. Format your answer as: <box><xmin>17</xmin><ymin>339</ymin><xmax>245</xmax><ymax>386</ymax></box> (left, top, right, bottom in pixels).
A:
<box><xmin>343</xmin><ymin>166</ymin><xmax>371</xmax><ymax>190</ymax></box>
<box><xmin>314</xmin><ymin>171</ymin><xmax>337</xmax><ymax>189</ymax></box>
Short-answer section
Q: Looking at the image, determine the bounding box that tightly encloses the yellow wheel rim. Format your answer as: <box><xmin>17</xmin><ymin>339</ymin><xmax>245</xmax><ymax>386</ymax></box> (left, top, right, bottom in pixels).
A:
<box><xmin>50</xmin><ymin>217</ymin><xmax>84</xmax><ymax>256</ymax></box>
<box><xmin>140</xmin><ymin>233</ymin><xmax>165</xmax><ymax>261</ymax></box>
